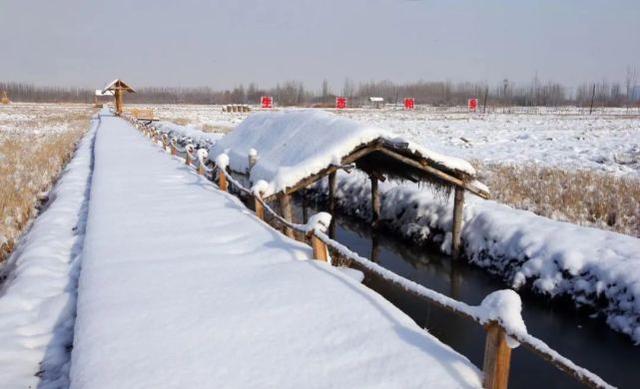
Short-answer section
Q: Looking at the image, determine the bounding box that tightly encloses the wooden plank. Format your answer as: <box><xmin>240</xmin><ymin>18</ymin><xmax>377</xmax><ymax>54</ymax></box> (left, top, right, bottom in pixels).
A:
<box><xmin>482</xmin><ymin>323</ymin><xmax>512</xmax><ymax>389</ymax></box>
<box><xmin>451</xmin><ymin>186</ymin><xmax>464</xmax><ymax>260</ymax></box>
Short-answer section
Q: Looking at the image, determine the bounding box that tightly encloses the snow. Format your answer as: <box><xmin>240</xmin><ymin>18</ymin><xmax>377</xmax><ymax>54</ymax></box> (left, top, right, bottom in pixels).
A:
<box><xmin>478</xmin><ymin>290</ymin><xmax>527</xmax><ymax>348</ymax></box>
<box><xmin>0</xmin><ymin>114</ymin><xmax>97</xmax><ymax>388</ymax></box>
<box><xmin>70</xmin><ymin>113</ymin><xmax>482</xmax><ymax>388</ymax></box>
<box><xmin>214</xmin><ymin>152</ymin><xmax>229</xmax><ymax>170</ymax></box>
<box><xmin>337</xmin><ymin>107</ymin><xmax>640</xmax><ymax>177</ymax></box>
<box><xmin>310</xmin><ymin>170</ymin><xmax>640</xmax><ymax>343</ymax></box>
<box><xmin>153</xmin><ymin>120</ymin><xmax>223</xmax><ymax>148</ymax></box>
<box><xmin>209</xmin><ymin>110</ymin><xmax>477</xmax><ymax>197</ymax></box>
<box><xmin>305</xmin><ymin>212</ymin><xmax>332</xmax><ymax>233</ymax></box>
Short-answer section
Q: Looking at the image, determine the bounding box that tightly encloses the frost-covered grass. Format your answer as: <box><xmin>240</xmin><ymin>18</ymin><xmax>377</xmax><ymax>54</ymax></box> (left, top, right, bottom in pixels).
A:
<box><xmin>476</xmin><ymin>163</ymin><xmax>640</xmax><ymax>237</ymax></box>
<box><xmin>0</xmin><ymin>103</ymin><xmax>93</xmax><ymax>262</ymax></box>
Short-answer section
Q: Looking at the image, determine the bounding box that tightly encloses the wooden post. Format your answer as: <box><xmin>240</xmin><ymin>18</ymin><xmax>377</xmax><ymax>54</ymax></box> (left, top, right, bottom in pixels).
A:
<box><xmin>301</xmin><ymin>189</ymin><xmax>309</xmax><ymax>224</ymax></box>
<box><xmin>310</xmin><ymin>233</ymin><xmax>329</xmax><ymax>262</ymax></box>
<box><xmin>328</xmin><ymin>172</ymin><xmax>337</xmax><ymax>238</ymax></box>
<box><xmin>198</xmin><ymin>164</ymin><xmax>205</xmax><ymax>175</ymax></box>
<box><xmin>370</xmin><ymin>230</ymin><xmax>380</xmax><ymax>263</ymax></box>
<box><xmin>482</xmin><ymin>323</ymin><xmax>512</xmax><ymax>389</ymax></box>
<box><xmin>218</xmin><ymin>169</ymin><xmax>228</xmax><ymax>192</ymax></box>
<box><xmin>451</xmin><ymin>186</ymin><xmax>465</xmax><ymax>260</ymax></box>
<box><xmin>370</xmin><ymin>175</ymin><xmax>380</xmax><ymax>227</ymax></box>
<box><xmin>171</xmin><ymin>143</ymin><xmax>177</xmax><ymax>156</ymax></box>
<box><xmin>280</xmin><ymin>194</ymin><xmax>295</xmax><ymax>239</ymax></box>
<box><xmin>115</xmin><ymin>89</ymin><xmax>123</xmax><ymax>115</ymax></box>
<box><xmin>254</xmin><ymin>195</ymin><xmax>265</xmax><ymax>220</ymax></box>
<box><xmin>185</xmin><ymin>151</ymin><xmax>191</xmax><ymax>166</ymax></box>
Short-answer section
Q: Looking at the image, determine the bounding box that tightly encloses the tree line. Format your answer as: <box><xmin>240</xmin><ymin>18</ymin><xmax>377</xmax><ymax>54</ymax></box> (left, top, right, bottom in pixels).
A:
<box><xmin>2</xmin><ymin>70</ymin><xmax>639</xmax><ymax>107</ymax></box>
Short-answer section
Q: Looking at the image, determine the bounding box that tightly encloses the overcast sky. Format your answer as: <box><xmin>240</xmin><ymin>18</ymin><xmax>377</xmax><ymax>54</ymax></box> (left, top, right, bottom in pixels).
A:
<box><xmin>1</xmin><ymin>0</ymin><xmax>638</xmax><ymax>90</ymax></box>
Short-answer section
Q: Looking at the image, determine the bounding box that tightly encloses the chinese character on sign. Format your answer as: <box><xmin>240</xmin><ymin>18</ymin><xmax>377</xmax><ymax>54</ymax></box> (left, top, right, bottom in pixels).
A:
<box><xmin>261</xmin><ymin>96</ymin><xmax>273</xmax><ymax>109</ymax></box>
<box><xmin>468</xmin><ymin>98</ymin><xmax>478</xmax><ymax>112</ymax></box>
<box><xmin>404</xmin><ymin>98</ymin><xmax>415</xmax><ymax>110</ymax></box>
<box><xmin>336</xmin><ymin>97</ymin><xmax>347</xmax><ymax>109</ymax></box>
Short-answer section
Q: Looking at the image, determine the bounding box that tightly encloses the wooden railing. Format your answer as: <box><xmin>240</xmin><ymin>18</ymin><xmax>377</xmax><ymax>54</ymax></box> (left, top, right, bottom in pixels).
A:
<box><xmin>130</xmin><ymin>116</ymin><xmax>614</xmax><ymax>389</ymax></box>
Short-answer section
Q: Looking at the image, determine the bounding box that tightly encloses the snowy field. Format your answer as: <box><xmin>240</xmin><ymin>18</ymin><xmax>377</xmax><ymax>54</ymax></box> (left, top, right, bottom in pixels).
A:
<box><xmin>0</xmin><ymin>103</ymin><xmax>93</xmax><ymax>262</ymax></box>
<box><xmin>339</xmin><ymin>107</ymin><xmax>640</xmax><ymax>177</ymax></box>
<box><xmin>138</xmin><ymin>104</ymin><xmax>640</xmax><ymax>177</ymax></box>
<box><xmin>140</xmin><ymin>104</ymin><xmax>640</xmax><ymax>237</ymax></box>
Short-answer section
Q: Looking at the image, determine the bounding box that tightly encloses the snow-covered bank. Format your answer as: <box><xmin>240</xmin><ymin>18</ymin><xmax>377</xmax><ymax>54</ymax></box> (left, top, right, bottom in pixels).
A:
<box><xmin>311</xmin><ymin>171</ymin><xmax>640</xmax><ymax>343</ymax></box>
<box><xmin>70</xmin><ymin>114</ymin><xmax>482</xmax><ymax>388</ymax></box>
<box><xmin>0</xmin><ymin>115</ymin><xmax>97</xmax><ymax>387</ymax></box>
<box><xmin>153</xmin><ymin>120</ymin><xmax>223</xmax><ymax>148</ymax></box>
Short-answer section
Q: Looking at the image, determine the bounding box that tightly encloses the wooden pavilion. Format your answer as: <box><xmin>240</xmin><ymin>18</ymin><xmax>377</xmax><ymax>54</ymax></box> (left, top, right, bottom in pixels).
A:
<box><xmin>211</xmin><ymin>110</ymin><xmax>489</xmax><ymax>260</ymax></box>
<box><xmin>102</xmin><ymin>79</ymin><xmax>135</xmax><ymax>115</ymax></box>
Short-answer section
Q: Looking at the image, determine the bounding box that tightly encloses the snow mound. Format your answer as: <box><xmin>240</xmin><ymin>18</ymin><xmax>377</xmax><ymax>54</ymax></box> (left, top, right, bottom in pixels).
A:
<box><xmin>305</xmin><ymin>212</ymin><xmax>332</xmax><ymax>233</ymax></box>
<box><xmin>154</xmin><ymin>121</ymin><xmax>223</xmax><ymax>148</ymax></box>
<box><xmin>209</xmin><ymin>110</ymin><xmax>476</xmax><ymax>197</ymax></box>
<box><xmin>478</xmin><ymin>290</ymin><xmax>527</xmax><ymax>348</ymax></box>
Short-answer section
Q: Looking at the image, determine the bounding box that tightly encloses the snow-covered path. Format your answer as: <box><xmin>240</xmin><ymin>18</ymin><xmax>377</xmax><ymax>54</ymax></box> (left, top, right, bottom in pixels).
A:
<box><xmin>69</xmin><ymin>114</ymin><xmax>482</xmax><ymax>388</ymax></box>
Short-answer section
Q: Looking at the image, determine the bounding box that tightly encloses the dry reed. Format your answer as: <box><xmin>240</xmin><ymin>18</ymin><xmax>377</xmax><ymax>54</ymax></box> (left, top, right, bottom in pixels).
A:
<box><xmin>0</xmin><ymin>104</ymin><xmax>93</xmax><ymax>262</ymax></box>
<box><xmin>476</xmin><ymin>162</ymin><xmax>640</xmax><ymax>237</ymax></box>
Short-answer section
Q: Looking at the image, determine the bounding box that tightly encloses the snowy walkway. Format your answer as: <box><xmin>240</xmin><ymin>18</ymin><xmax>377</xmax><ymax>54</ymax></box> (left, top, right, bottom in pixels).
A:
<box><xmin>69</xmin><ymin>114</ymin><xmax>481</xmax><ymax>388</ymax></box>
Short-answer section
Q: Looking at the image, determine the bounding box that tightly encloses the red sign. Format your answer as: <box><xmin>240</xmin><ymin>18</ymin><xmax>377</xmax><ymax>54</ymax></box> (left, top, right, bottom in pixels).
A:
<box><xmin>261</xmin><ymin>96</ymin><xmax>273</xmax><ymax>109</ymax></box>
<box><xmin>404</xmin><ymin>98</ymin><xmax>415</xmax><ymax>110</ymax></box>
<box><xmin>336</xmin><ymin>97</ymin><xmax>347</xmax><ymax>109</ymax></box>
<box><xmin>468</xmin><ymin>98</ymin><xmax>478</xmax><ymax>112</ymax></box>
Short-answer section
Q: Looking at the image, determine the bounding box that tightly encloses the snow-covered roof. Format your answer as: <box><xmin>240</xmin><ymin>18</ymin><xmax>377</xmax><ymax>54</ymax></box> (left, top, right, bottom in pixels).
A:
<box><xmin>102</xmin><ymin>79</ymin><xmax>135</xmax><ymax>93</ymax></box>
<box><xmin>369</xmin><ymin>97</ymin><xmax>384</xmax><ymax>102</ymax></box>
<box><xmin>210</xmin><ymin>110</ymin><xmax>482</xmax><ymax>198</ymax></box>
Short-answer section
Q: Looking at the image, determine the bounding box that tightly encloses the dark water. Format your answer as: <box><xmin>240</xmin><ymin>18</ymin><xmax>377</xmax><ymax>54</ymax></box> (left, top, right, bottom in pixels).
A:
<box><xmin>299</xmin><ymin>205</ymin><xmax>639</xmax><ymax>389</ymax></box>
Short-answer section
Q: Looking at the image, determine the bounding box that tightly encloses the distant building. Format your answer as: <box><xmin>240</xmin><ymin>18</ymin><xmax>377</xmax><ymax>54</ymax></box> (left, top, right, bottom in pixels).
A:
<box><xmin>369</xmin><ymin>97</ymin><xmax>384</xmax><ymax>109</ymax></box>
<box><xmin>94</xmin><ymin>89</ymin><xmax>114</xmax><ymax>108</ymax></box>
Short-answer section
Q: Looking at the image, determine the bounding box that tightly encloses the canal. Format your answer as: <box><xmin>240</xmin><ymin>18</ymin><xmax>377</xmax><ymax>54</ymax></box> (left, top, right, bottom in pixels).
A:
<box><xmin>299</xmin><ymin>203</ymin><xmax>639</xmax><ymax>389</ymax></box>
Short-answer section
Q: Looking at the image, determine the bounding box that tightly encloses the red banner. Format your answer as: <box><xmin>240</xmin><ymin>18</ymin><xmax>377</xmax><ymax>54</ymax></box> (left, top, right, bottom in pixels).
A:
<box><xmin>336</xmin><ymin>97</ymin><xmax>347</xmax><ymax>109</ymax></box>
<box><xmin>468</xmin><ymin>98</ymin><xmax>478</xmax><ymax>112</ymax></box>
<box><xmin>261</xmin><ymin>96</ymin><xmax>273</xmax><ymax>109</ymax></box>
<box><xmin>404</xmin><ymin>98</ymin><xmax>415</xmax><ymax>110</ymax></box>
